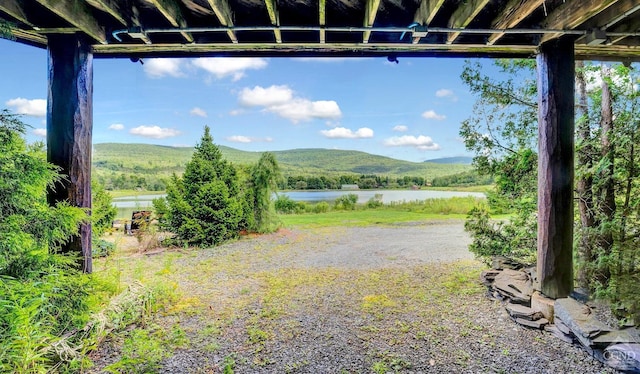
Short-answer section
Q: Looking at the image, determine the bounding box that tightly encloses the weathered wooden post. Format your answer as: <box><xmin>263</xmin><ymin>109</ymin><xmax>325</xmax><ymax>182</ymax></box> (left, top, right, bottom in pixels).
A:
<box><xmin>536</xmin><ymin>37</ymin><xmax>575</xmax><ymax>299</ymax></box>
<box><xmin>46</xmin><ymin>34</ymin><xmax>93</xmax><ymax>273</ymax></box>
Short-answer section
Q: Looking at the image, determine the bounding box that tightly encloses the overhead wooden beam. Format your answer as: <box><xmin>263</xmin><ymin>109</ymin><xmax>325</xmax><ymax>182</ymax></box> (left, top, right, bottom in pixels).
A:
<box><xmin>536</xmin><ymin>36</ymin><xmax>575</xmax><ymax>299</ymax></box>
<box><xmin>541</xmin><ymin>0</ymin><xmax>620</xmax><ymax>43</ymax></box>
<box><xmin>319</xmin><ymin>0</ymin><xmax>326</xmax><ymax>43</ymax></box>
<box><xmin>33</xmin><ymin>0</ymin><xmax>106</xmax><ymax>43</ymax></box>
<box><xmin>411</xmin><ymin>0</ymin><xmax>445</xmax><ymax>43</ymax></box>
<box><xmin>264</xmin><ymin>0</ymin><xmax>281</xmax><ymax>43</ymax></box>
<box><xmin>363</xmin><ymin>0</ymin><xmax>381</xmax><ymax>43</ymax></box>
<box><xmin>47</xmin><ymin>34</ymin><xmax>94</xmax><ymax>273</ymax></box>
<box><xmin>487</xmin><ymin>0</ymin><xmax>543</xmax><ymax>45</ymax></box>
<box><xmin>607</xmin><ymin>17</ymin><xmax>640</xmax><ymax>45</ymax></box>
<box><xmin>85</xmin><ymin>0</ymin><xmax>127</xmax><ymax>26</ymax></box>
<box><xmin>206</xmin><ymin>0</ymin><xmax>238</xmax><ymax>43</ymax></box>
<box><xmin>446</xmin><ymin>0</ymin><xmax>490</xmax><ymax>44</ymax></box>
<box><xmin>0</xmin><ymin>0</ymin><xmax>35</xmax><ymax>26</ymax></box>
<box><xmin>574</xmin><ymin>0</ymin><xmax>640</xmax><ymax>44</ymax></box>
<box><xmin>10</xmin><ymin>28</ymin><xmax>48</xmax><ymax>45</ymax></box>
<box><xmin>148</xmin><ymin>0</ymin><xmax>194</xmax><ymax>43</ymax></box>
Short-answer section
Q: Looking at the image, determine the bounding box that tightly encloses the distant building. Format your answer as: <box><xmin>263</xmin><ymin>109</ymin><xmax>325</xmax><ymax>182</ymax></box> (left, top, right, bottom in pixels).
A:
<box><xmin>341</xmin><ymin>184</ymin><xmax>359</xmax><ymax>190</ymax></box>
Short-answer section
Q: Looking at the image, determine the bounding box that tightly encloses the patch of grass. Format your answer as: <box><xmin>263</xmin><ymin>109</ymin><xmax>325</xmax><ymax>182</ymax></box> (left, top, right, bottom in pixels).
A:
<box><xmin>280</xmin><ymin>210</ymin><xmax>467</xmax><ymax>228</ymax></box>
<box><xmin>105</xmin><ymin>328</ymin><xmax>166</xmax><ymax>374</ymax></box>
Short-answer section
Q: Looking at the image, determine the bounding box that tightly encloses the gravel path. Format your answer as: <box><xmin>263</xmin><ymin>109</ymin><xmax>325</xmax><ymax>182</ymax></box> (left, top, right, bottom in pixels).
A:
<box><xmin>90</xmin><ymin>221</ymin><xmax>614</xmax><ymax>373</ymax></box>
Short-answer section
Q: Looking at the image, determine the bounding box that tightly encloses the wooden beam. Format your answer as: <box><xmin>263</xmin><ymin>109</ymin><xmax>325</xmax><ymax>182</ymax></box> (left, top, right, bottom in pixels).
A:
<box><xmin>446</xmin><ymin>0</ymin><xmax>490</xmax><ymax>44</ymax></box>
<box><xmin>206</xmin><ymin>0</ymin><xmax>238</xmax><ymax>43</ymax></box>
<box><xmin>85</xmin><ymin>0</ymin><xmax>127</xmax><ymax>26</ymax></box>
<box><xmin>148</xmin><ymin>0</ymin><xmax>194</xmax><ymax>43</ymax></box>
<box><xmin>47</xmin><ymin>34</ymin><xmax>93</xmax><ymax>273</ymax></box>
<box><xmin>264</xmin><ymin>0</ymin><xmax>281</xmax><ymax>43</ymax></box>
<box><xmin>536</xmin><ymin>37</ymin><xmax>575</xmax><ymax>299</ymax></box>
<box><xmin>487</xmin><ymin>0</ymin><xmax>543</xmax><ymax>45</ymax></box>
<box><xmin>9</xmin><ymin>28</ymin><xmax>48</xmax><ymax>45</ymax></box>
<box><xmin>577</xmin><ymin>1</ymin><xmax>640</xmax><ymax>45</ymax></box>
<box><xmin>33</xmin><ymin>0</ymin><xmax>106</xmax><ymax>43</ymax></box>
<box><xmin>363</xmin><ymin>0</ymin><xmax>381</xmax><ymax>43</ymax></box>
<box><xmin>541</xmin><ymin>0</ymin><xmax>620</xmax><ymax>43</ymax></box>
<box><xmin>319</xmin><ymin>0</ymin><xmax>326</xmax><ymax>43</ymax></box>
<box><xmin>412</xmin><ymin>0</ymin><xmax>445</xmax><ymax>43</ymax></box>
<box><xmin>0</xmin><ymin>0</ymin><xmax>34</xmax><ymax>26</ymax></box>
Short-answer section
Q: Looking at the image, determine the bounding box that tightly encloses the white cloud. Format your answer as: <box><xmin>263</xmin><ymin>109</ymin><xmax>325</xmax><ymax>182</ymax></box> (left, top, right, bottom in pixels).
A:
<box><xmin>422</xmin><ymin>110</ymin><xmax>446</xmax><ymax>120</ymax></box>
<box><xmin>239</xmin><ymin>85</ymin><xmax>293</xmax><ymax>107</ymax></box>
<box><xmin>227</xmin><ymin>135</ymin><xmax>251</xmax><ymax>143</ymax></box>
<box><xmin>226</xmin><ymin>135</ymin><xmax>273</xmax><ymax>143</ymax></box>
<box><xmin>143</xmin><ymin>58</ymin><xmax>185</xmax><ymax>78</ymax></box>
<box><xmin>269</xmin><ymin>99</ymin><xmax>342</xmax><ymax>123</ymax></box>
<box><xmin>393</xmin><ymin>125</ymin><xmax>408</xmax><ymax>132</ymax></box>
<box><xmin>238</xmin><ymin>85</ymin><xmax>342</xmax><ymax>123</ymax></box>
<box><xmin>384</xmin><ymin>135</ymin><xmax>440</xmax><ymax>150</ymax></box>
<box><xmin>6</xmin><ymin>98</ymin><xmax>46</xmax><ymax>117</ymax></box>
<box><xmin>192</xmin><ymin>57</ymin><xmax>267</xmax><ymax>81</ymax></box>
<box><xmin>229</xmin><ymin>109</ymin><xmax>244</xmax><ymax>116</ymax></box>
<box><xmin>129</xmin><ymin>125</ymin><xmax>181</xmax><ymax>139</ymax></box>
<box><xmin>190</xmin><ymin>107</ymin><xmax>207</xmax><ymax>117</ymax></box>
<box><xmin>33</xmin><ymin>128</ymin><xmax>47</xmax><ymax>137</ymax></box>
<box><xmin>321</xmin><ymin>127</ymin><xmax>374</xmax><ymax>139</ymax></box>
<box><xmin>435</xmin><ymin>89</ymin><xmax>457</xmax><ymax>101</ymax></box>
<box><xmin>108</xmin><ymin>123</ymin><xmax>124</xmax><ymax>130</ymax></box>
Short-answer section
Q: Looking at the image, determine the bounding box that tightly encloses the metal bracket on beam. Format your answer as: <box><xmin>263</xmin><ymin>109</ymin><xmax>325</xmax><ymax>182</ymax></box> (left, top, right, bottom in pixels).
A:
<box><xmin>412</xmin><ymin>25</ymin><xmax>428</xmax><ymax>38</ymax></box>
<box><xmin>585</xmin><ymin>29</ymin><xmax>607</xmax><ymax>46</ymax></box>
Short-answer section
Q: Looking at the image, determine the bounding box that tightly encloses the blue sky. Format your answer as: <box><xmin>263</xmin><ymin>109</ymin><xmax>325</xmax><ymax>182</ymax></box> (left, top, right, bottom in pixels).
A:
<box><xmin>1</xmin><ymin>38</ymin><xmax>491</xmax><ymax>162</ymax></box>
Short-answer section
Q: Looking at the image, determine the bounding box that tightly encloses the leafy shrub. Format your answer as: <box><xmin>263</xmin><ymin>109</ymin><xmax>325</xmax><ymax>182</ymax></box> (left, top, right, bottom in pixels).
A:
<box><xmin>334</xmin><ymin>193</ymin><xmax>358</xmax><ymax>210</ymax></box>
<box><xmin>313</xmin><ymin>201</ymin><xmax>329</xmax><ymax>213</ymax></box>
<box><xmin>274</xmin><ymin>195</ymin><xmax>305</xmax><ymax>214</ymax></box>
<box><xmin>93</xmin><ymin>239</ymin><xmax>115</xmax><ymax>258</ymax></box>
<box><xmin>464</xmin><ymin>206</ymin><xmax>536</xmax><ymax>265</ymax></box>
<box><xmin>366</xmin><ymin>194</ymin><xmax>384</xmax><ymax>209</ymax></box>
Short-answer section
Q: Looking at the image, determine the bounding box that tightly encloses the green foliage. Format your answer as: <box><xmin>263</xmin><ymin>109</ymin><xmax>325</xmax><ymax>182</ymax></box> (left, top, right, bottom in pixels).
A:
<box><xmin>464</xmin><ymin>207</ymin><xmax>536</xmax><ymax>265</ymax></box>
<box><xmin>93</xmin><ymin>143</ymin><xmax>471</xmax><ymax>192</ymax></box>
<box><xmin>459</xmin><ymin>60</ymin><xmax>539</xmax><ymax>264</ymax></box>
<box><xmin>431</xmin><ymin>170</ymin><xmax>493</xmax><ymax>188</ymax></box>
<box><xmin>243</xmin><ymin>152</ymin><xmax>282</xmax><ymax>233</ymax></box>
<box><xmin>158</xmin><ymin>127</ymin><xmax>243</xmax><ymax>247</ymax></box>
<box><xmin>274</xmin><ymin>195</ymin><xmax>305</xmax><ymax>214</ymax></box>
<box><xmin>92</xmin><ymin>181</ymin><xmax>117</xmax><ymax>238</ymax></box>
<box><xmin>334</xmin><ymin>193</ymin><xmax>358</xmax><ymax>210</ymax></box>
<box><xmin>0</xmin><ymin>110</ymin><xmax>116</xmax><ymax>372</ymax></box>
<box><xmin>104</xmin><ymin>328</ymin><xmax>166</xmax><ymax>373</ymax></box>
<box><xmin>366</xmin><ymin>194</ymin><xmax>384</xmax><ymax>209</ymax></box>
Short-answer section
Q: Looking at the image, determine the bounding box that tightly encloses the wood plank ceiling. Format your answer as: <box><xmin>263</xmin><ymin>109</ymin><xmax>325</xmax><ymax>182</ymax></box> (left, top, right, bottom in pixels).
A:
<box><xmin>1</xmin><ymin>0</ymin><xmax>640</xmax><ymax>60</ymax></box>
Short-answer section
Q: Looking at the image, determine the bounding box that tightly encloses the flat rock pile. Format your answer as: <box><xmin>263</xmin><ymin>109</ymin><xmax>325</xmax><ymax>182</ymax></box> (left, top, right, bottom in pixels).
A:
<box><xmin>481</xmin><ymin>256</ymin><xmax>640</xmax><ymax>373</ymax></box>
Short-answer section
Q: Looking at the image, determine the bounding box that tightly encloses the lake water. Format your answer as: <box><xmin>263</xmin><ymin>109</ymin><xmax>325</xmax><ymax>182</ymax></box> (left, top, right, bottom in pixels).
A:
<box><xmin>112</xmin><ymin>190</ymin><xmax>485</xmax><ymax>208</ymax></box>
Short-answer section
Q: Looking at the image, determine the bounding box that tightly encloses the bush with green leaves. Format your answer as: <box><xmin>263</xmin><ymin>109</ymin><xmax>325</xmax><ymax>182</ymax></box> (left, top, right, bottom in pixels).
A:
<box><xmin>0</xmin><ymin>110</ymin><xmax>97</xmax><ymax>371</ymax></box>
<box><xmin>158</xmin><ymin>126</ymin><xmax>244</xmax><ymax>247</ymax></box>
<box><xmin>334</xmin><ymin>193</ymin><xmax>358</xmax><ymax>210</ymax></box>
<box><xmin>274</xmin><ymin>195</ymin><xmax>306</xmax><ymax>214</ymax></box>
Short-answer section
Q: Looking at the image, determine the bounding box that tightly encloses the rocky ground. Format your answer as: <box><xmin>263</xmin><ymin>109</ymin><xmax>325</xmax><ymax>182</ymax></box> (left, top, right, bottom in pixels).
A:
<box><xmin>90</xmin><ymin>221</ymin><xmax>615</xmax><ymax>373</ymax></box>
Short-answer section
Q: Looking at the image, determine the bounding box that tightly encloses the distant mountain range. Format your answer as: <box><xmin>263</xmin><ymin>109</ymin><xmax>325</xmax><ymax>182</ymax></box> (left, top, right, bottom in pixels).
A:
<box><xmin>92</xmin><ymin>143</ymin><xmax>472</xmax><ymax>180</ymax></box>
<box><xmin>424</xmin><ymin>156</ymin><xmax>473</xmax><ymax>165</ymax></box>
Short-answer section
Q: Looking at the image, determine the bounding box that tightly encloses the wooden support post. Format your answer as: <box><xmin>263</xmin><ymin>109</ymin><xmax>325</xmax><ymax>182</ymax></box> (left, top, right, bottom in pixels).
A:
<box><xmin>47</xmin><ymin>34</ymin><xmax>93</xmax><ymax>273</ymax></box>
<box><xmin>536</xmin><ymin>37</ymin><xmax>575</xmax><ymax>299</ymax></box>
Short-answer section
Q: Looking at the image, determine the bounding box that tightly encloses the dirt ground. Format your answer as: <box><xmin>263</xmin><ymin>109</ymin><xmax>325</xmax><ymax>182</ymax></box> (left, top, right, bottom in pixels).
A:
<box><xmin>90</xmin><ymin>221</ymin><xmax>613</xmax><ymax>373</ymax></box>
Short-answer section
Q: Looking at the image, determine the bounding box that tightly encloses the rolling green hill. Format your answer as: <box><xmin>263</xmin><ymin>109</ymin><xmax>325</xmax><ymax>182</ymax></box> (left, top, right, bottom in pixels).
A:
<box><xmin>424</xmin><ymin>156</ymin><xmax>473</xmax><ymax>165</ymax></box>
<box><xmin>92</xmin><ymin>143</ymin><xmax>471</xmax><ymax>190</ymax></box>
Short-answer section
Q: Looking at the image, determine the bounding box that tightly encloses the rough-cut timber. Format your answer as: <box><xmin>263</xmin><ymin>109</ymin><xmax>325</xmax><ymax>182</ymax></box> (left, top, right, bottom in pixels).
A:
<box><xmin>536</xmin><ymin>37</ymin><xmax>575</xmax><ymax>299</ymax></box>
<box><xmin>46</xmin><ymin>34</ymin><xmax>93</xmax><ymax>273</ymax></box>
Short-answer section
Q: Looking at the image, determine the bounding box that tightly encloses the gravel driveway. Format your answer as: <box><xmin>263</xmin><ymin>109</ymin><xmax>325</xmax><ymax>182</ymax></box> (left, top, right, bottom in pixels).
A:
<box><xmin>90</xmin><ymin>220</ymin><xmax>614</xmax><ymax>373</ymax></box>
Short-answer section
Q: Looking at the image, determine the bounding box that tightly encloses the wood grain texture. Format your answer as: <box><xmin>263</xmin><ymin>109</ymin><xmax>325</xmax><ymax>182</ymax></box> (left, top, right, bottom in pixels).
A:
<box><xmin>536</xmin><ymin>37</ymin><xmax>575</xmax><ymax>299</ymax></box>
<box><xmin>487</xmin><ymin>0</ymin><xmax>543</xmax><ymax>45</ymax></box>
<box><xmin>447</xmin><ymin>0</ymin><xmax>490</xmax><ymax>44</ymax></box>
<box><xmin>542</xmin><ymin>0</ymin><xmax>620</xmax><ymax>43</ymax></box>
<box><xmin>47</xmin><ymin>35</ymin><xmax>93</xmax><ymax>273</ymax></box>
<box><xmin>34</xmin><ymin>0</ymin><xmax>106</xmax><ymax>43</ymax></box>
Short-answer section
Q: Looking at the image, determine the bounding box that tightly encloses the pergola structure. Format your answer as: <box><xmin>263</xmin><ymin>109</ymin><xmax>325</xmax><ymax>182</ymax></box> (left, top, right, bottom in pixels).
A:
<box><xmin>2</xmin><ymin>0</ymin><xmax>640</xmax><ymax>298</ymax></box>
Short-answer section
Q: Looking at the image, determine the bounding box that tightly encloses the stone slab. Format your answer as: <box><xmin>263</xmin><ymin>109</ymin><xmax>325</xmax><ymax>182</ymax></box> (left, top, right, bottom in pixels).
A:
<box><xmin>531</xmin><ymin>291</ymin><xmax>555</xmax><ymax>323</ymax></box>
<box><xmin>516</xmin><ymin>317</ymin><xmax>549</xmax><ymax>329</ymax></box>
<box><xmin>506</xmin><ymin>303</ymin><xmax>544</xmax><ymax>321</ymax></box>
